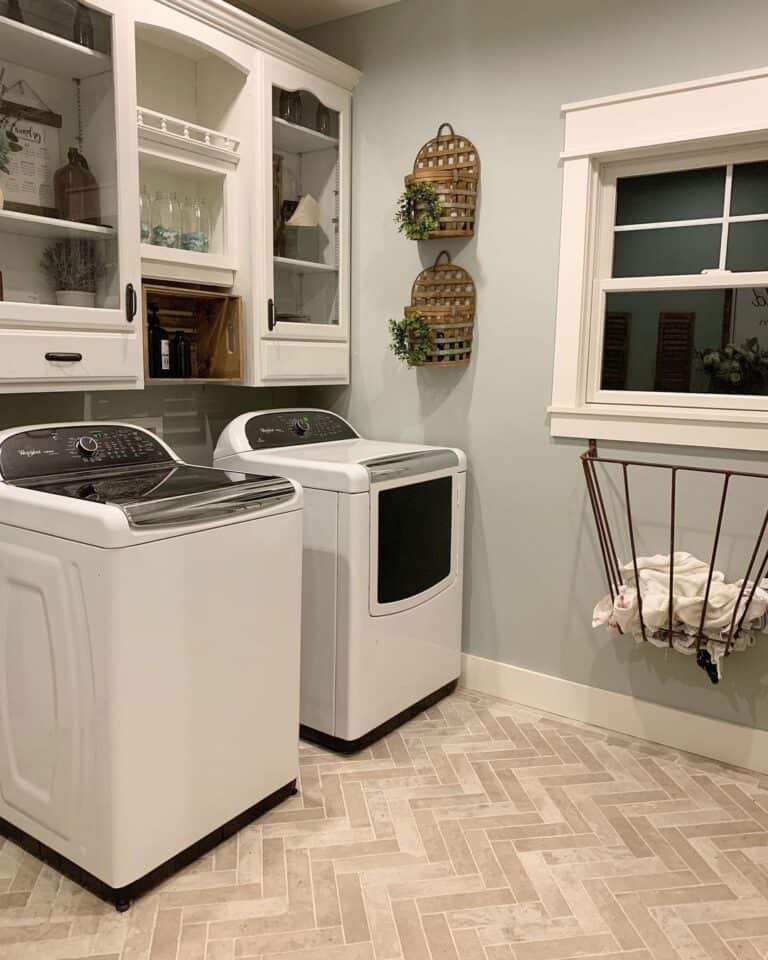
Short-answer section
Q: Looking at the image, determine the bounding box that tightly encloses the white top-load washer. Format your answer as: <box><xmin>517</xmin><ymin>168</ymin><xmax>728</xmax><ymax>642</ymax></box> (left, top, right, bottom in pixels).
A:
<box><xmin>0</xmin><ymin>422</ymin><xmax>303</xmax><ymax>909</ymax></box>
<box><xmin>214</xmin><ymin>409</ymin><xmax>466</xmax><ymax>752</ymax></box>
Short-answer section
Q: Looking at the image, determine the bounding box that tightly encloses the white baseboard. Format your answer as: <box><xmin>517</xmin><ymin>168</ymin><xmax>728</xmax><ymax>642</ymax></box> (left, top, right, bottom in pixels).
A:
<box><xmin>460</xmin><ymin>652</ymin><xmax>768</xmax><ymax>775</ymax></box>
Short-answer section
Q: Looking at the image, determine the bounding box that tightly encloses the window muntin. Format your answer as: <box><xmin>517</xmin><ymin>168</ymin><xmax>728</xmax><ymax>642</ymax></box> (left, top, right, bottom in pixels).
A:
<box><xmin>590</xmin><ymin>148</ymin><xmax>768</xmax><ymax>411</ymax></box>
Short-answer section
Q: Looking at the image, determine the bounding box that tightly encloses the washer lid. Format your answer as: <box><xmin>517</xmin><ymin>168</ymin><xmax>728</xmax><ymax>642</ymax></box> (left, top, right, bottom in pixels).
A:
<box><xmin>15</xmin><ymin>464</ymin><xmax>296</xmax><ymax>528</ymax></box>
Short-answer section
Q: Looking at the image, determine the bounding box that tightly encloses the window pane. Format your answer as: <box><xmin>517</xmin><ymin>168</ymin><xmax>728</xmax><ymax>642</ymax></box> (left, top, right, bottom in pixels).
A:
<box><xmin>730</xmin><ymin>161</ymin><xmax>768</xmax><ymax>216</ymax></box>
<box><xmin>612</xmin><ymin>225</ymin><xmax>721</xmax><ymax>277</ymax></box>
<box><xmin>615</xmin><ymin>167</ymin><xmax>725</xmax><ymax>226</ymax></box>
<box><xmin>602</xmin><ymin>289</ymin><xmax>736</xmax><ymax>393</ymax></box>
<box><xmin>726</xmin><ymin>221</ymin><xmax>768</xmax><ymax>272</ymax></box>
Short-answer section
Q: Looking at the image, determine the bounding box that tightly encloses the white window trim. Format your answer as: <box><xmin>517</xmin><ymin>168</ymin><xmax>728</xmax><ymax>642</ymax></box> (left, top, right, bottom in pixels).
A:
<box><xmin>549</xmin><ymin>65</ymin><xmax>768</xmax><ymax>452</ymax></box>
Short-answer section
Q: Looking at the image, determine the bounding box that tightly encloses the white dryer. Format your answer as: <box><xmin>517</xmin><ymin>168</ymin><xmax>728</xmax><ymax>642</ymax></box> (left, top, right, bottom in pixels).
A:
<box><xmin>214</xmin><ymin>409</ymin><xmax>466</xmax><ymax>752</ymax></box>
<box><xmin>0</xmin><ymin>422</ymin><xmax>303</xmax><ymax>909</ymax></box>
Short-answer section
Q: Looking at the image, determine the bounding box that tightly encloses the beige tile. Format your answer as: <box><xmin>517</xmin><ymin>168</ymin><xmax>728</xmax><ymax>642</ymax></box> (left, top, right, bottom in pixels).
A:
<box><xmin>149</xmin><ymin>908</ymin><xmax>183</xmax><ymax>960</ymax></box>
<box><xmin>311</xmin><ymin>859</ymin><xmax>342</xmax><ymax>927</ymax></box>
<box><xmin>392</xmin><ymin>898</ymin><xmax>430</xmax><ymax>960</ymax></box>
<box><xmin>337</xmin><ymin>873</ymin><xmax>371</xmax><ymax>944</ymax></box>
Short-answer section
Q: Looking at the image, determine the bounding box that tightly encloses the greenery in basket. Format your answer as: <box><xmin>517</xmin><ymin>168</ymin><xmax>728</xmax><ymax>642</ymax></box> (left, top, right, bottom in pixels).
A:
<box><xmin>389</xmin><ymin>309</ymin><xmax>433</xmax><ymax>367</ymax></box>
<box><xmin>696</xmin><ymin>338</ymin><xmax>768</xmax><ymax>394</ymax></box>
<box><xmin>41</xmin><ymin>240</ymin><xmax>105</xmax><ymax>292</ymax></box>
<box><xmin>394</xmin><ymin>182</ymin><xmax>441</xmax><ymax>240</ymax></box>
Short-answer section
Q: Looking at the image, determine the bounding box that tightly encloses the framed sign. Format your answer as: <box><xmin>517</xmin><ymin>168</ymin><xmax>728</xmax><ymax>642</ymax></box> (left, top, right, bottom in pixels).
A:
<box><xmin>0</xmin><ymin>98</ymin><xmax>61</xmax><ymax>218</ymax></box>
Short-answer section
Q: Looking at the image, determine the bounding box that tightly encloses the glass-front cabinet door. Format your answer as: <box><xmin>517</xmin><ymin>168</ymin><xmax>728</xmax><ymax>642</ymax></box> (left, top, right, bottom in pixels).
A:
<box><xmin>0</xmin><ymin>0</ymin><xmax>141</xmax><ymax>388</ymax></box>
<box><xmin>263</xmin><ymin>56</ymin><xmax>350</xmax><ymax>345</ymax></box>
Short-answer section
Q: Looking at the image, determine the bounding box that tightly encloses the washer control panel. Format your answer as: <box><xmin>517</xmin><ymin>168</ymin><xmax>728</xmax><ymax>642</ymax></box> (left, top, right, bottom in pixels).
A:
<box><xmin>0</xmin><ymin>424</ymin><xmax>172</xmax><ymax>481</ymax></box>
<box><xmin>244</xmin><ymin>410</ymin><xmax>358</xmax><ymax>449</ymax></box>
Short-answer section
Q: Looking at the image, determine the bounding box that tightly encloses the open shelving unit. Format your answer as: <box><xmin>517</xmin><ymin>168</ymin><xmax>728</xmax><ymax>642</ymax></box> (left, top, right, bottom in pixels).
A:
<box><xmin>135</xmin><ymin>23</ymin><xmax>248</xmax><ymax>287</ymax></box>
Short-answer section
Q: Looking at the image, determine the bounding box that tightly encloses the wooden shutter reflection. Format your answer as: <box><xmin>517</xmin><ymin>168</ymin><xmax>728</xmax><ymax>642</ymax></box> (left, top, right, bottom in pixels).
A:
<box><xmin>655</xmin><ymin>312</ymin><xmax>694</xmax><ymax>392</ymax></box>
<box><xmin>601</xmin><ymin>312</ymin><xmax>630</xmax><ymax>390</ymax></box>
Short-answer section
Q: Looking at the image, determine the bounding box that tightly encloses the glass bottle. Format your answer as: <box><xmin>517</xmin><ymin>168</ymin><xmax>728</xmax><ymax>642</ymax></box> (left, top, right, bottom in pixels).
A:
<box><xmin>316</xmin><ymin>103</ymin><xmax>331</xmax><ymax>135</ymax></box>
<box><xmin>72</xmin><ymin>3</ymin><xmax>94</xmax><ymax>49</ymax></box>
<box><xmin>139</xmin><ymin>185</ymin><xmax>151</xmax><ymax>243</ymax></box>
<box><xmin>151</xmin><ymin>192</ymin><xmax>181</xmax><ymax>248</ymax></box>
<box><xmin>181</xmin><ymin>197</ymin><xmax>210</xmax><ymax>253</ymax></box>
<box><xmin>278</xmin><ymin>90</ymin><xmax>303</xmax><ymax>126</ymax></box>
<box><xmin>171</xmin><ymin>329</ymin><xmax>192</xmax><ymax>378</ymax></box>
<box><xmin>147</xmin><ymin>302</ymin><xmax>171</xmax><ymax>378</ymax></box>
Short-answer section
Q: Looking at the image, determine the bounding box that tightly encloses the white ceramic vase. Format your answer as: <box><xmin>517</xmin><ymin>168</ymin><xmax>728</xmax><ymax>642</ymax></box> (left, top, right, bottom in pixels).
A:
<box><xmin>56</xmin><ymin>290</ymin><xmax>96</xmax><ymax>307</ymax></box>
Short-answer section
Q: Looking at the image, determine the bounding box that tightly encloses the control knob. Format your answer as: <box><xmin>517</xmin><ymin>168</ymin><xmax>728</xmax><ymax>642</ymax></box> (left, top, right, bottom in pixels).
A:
<box><xmin>77</xmin><ymin>436</ymin><xmax>99</xmax><ymax>457</ymax></box>
<box><xmin>292</xmin><ymin>416</ymin><xmax>311</xmax><ymax>437</ymax></box>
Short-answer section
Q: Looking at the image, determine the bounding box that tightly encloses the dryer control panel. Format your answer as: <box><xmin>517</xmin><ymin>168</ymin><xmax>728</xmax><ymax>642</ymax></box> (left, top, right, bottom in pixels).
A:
<box><xmin>0</xmin><ymin>424</ymin><xmax>172</xmax><ymax>481</ymax></box>
<box><xmin>245</xmin><ymin>410</ymin><xmax>358</xmax><ymax>449</ymax></box>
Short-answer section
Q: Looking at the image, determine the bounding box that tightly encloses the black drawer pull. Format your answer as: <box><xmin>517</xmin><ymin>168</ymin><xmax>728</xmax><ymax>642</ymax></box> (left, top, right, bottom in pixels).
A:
<box><xmin>268</xmin><ymin>297</ymin><xmax>276</xmax><ymax>331</ymax></box>
<box><xmin>45</xmin><ymin>352</ymin><xmax>83</xmax><ymax>362</ymax></box>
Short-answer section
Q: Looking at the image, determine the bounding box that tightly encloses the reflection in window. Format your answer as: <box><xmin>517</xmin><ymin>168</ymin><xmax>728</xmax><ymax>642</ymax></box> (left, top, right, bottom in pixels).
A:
<box><xmin>601</xmin><ymin>288</ymin><xmax>768</xmax><ymax>395</ymax></box>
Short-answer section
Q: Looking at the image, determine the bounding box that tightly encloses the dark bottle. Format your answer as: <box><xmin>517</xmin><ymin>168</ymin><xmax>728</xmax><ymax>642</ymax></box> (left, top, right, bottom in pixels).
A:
<box><xmin>147</xmin><ymin>302</ymin><xmax>170</xmax><ymax>378</ymax></box>
<box><xmin>72</xmin><ymin>3</ymin><xmax>94</xmax><ymax>48</ymax></box>
<box><xmin>171</xmin><ymin>330</ymin><xmax>192</xmax><ymax>378</ymax></box>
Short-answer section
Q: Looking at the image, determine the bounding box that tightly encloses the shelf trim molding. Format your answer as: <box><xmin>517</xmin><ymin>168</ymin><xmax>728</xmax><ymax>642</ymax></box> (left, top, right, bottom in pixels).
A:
<box><xmin>137</xmin><ymin>106</ymin><xmax>240</xmax><ymax>165</ymax></box>
<box><xmin>157</xmin><ymin>0</ymin><xmax>362</xmax><ymax>91</ymax></box>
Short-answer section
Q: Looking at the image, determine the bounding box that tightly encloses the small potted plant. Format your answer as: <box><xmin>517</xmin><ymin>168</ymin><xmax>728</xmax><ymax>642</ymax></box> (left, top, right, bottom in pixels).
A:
<box><xmin>40</xmin><ymin>239</ymin><xmax>104</xmax><ymax>307</ymax></box>
<box><xmin>389</xmin><ymin>309</ymin><xmax>433</xmax><ymax>366</ymax></box>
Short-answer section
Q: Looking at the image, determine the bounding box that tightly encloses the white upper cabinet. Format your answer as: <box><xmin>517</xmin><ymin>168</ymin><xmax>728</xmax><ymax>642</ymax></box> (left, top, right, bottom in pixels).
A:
<box><xmin>0</xmin><ymin>0</ymin><xmax>142</xmax><ymax>391</ymax></box>
<box><xmin>258</xmin><ymin>56</ymin><xmax>352</xmax><ymax>385</ymax></box>
<box><xmin>0</xmin><ymin>0</ymin><xmax>358</xmax><ymax>393</ymax></box>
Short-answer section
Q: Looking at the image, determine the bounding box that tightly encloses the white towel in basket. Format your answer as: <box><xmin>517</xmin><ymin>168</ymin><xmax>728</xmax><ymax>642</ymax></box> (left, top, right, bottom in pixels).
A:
<box><xmin>592</xmin><ymin>552</ymin><xmax>768</xmax><ymax>678</ymax></box>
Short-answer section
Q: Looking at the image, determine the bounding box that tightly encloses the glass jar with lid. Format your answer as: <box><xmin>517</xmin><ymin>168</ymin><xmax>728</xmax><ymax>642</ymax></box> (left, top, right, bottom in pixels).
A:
<box><xmin>151</xmin><ymin>192</ymin><xmax>181</xmax><ymax>248</ymax></box>
<box><xmin>181</xmin><ymin>198</ymin><xmax>210</xmax><ymax>253</ymax></box>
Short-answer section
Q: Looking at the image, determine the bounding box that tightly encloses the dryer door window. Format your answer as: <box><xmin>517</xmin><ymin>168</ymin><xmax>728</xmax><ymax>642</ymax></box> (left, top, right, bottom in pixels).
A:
<box><xmin>373</xmin><ymin>475</ymin><xmax>454</xmax><ymax>613</ymax></box>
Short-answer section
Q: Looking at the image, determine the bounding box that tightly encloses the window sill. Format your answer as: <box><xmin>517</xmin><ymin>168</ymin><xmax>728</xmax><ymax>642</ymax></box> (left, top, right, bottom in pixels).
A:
<box><xmin>548</xmin><ymin>403</ymin><xmax>768</xmax><ymax>451</ymax></box>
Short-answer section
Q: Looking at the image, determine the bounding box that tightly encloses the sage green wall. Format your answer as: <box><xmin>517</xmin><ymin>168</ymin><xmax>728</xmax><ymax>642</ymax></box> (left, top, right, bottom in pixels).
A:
<box><xmin>300</xmin><ymin>0</ymin><xmax>768</xmax><ymax>729</ymax></box>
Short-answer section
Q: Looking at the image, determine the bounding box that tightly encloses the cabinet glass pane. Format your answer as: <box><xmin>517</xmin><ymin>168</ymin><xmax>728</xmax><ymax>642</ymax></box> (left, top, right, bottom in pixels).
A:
<box><xmin>602</xmin><ymin>288</ymin><xmax>768</xmax><ymax>396</ymax></box>
<box><xmin>272</xmin><ymin>86</ymin><xmax>340</xmax><ymax>326</ymax></box>
<box><xmin>730</xmin><ymin>161</ymin><xmax>768</xmax><ymax>216</ymax></box>
<box><xmin>615</xmin><ymin>167</ymin><xmax>725</xmax><ymax>226</ymax></box>
<box><xmin>612</xmin><ymin>225</ymin><xmax>721</xmax><ymax>277</ymax></box>
<box><xmin>726</xmin><ymin>221</ymin><xmax>768</xmax><ymax>272</ymax></box>
<box><xmin>0</xmin><ymin>5</ymin><xmax>119</xmax><ymax>309</ymax></box>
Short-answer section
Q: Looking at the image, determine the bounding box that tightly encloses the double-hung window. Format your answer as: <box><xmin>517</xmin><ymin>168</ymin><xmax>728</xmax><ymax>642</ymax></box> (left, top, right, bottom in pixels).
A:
<box><xmin>550</xmin><ymin>66</ymin><xmax>768</xmax><ymax>451</ymax></box>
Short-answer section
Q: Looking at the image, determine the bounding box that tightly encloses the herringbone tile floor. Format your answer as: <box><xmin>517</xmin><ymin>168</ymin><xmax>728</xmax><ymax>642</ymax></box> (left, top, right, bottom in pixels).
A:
<box><xmin>3</xmin><ymin>688</ymin><xmax>768</xmax><ymax>960</ymax></box>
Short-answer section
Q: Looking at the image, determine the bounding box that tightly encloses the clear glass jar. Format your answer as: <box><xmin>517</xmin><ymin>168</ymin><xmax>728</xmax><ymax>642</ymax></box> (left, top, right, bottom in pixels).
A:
<box><xmin>151</xmin><ymin>192</ymin><xmax>181</xmax><ymax>248</ymax></box>
<box><xmin>181</xmin><ymin>197</ymin><xmax>210</xmax><ymax>253</ymax></box>
<box><xmin>139</xmin><ymin>184</ymin><xmax>152</xmax><ymax>243</ymax></box>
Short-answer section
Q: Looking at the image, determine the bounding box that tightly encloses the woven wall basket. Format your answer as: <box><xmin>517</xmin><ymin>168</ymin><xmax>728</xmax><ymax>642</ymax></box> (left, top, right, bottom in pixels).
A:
<box><xmin>409</xmin><ymin>251</ymin><xmax>476</xmax><ymax>366</ymax></box>
<box><xmin>406</xmin><ymin>123</ymin><xmax>480</xmax><ymax>239</ymax></box>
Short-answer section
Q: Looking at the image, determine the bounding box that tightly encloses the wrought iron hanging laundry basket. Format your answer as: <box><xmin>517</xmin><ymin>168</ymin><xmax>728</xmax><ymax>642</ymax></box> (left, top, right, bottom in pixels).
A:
<box><xmin>583</xmin><ymin>441</ymin><xmax>768</xmax><ymax>684</ymax></box>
